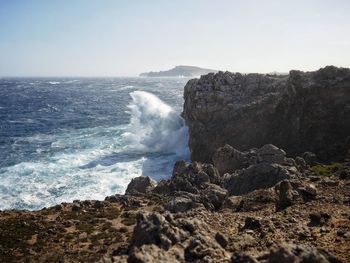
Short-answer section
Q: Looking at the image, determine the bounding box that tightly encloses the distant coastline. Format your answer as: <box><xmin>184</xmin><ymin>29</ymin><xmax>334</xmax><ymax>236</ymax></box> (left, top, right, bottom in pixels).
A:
<box><xmin>139</xmin><ymin>65</ymin><xmax>217</xmax><ymax>77</ymax></box>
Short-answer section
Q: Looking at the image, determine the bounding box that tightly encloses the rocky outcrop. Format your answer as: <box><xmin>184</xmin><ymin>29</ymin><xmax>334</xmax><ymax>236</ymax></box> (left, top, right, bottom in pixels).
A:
<box><xmin>125</xmin><ymin>176</ymin><xmax>156</xmax><ymax>194</ymax></box>
<box><xmin>124</xmin><ymin>212</ymin><xmax>231</xmax><ymax>262</ymax></box>
<box><xmin>223</xmin><ymin>162</ymin><xmax>296</xmax><ymax>196</ymax></box>
<box><xmin>183</xmin><ymin>66</ymin><xmax>350</xmax><ymax>162</ymax></box>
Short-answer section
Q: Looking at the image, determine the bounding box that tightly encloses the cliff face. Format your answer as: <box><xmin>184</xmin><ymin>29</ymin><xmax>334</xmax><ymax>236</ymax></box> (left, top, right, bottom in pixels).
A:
<box><xmin>183</xmin><ymin>66</ymin><xmax>350</xmax><ymax>162</ymax></box>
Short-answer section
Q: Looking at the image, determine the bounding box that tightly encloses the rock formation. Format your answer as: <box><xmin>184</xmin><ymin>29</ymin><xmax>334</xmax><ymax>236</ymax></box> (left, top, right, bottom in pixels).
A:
<box><xmin>183</xmin><ymin>66</ymin><xmax>350</xmax><ymax>162</ymax></box>
<box><xmin>1</xmin><ymin>144</ymin><xmax>349</xmax><ymax>262</ymax></box>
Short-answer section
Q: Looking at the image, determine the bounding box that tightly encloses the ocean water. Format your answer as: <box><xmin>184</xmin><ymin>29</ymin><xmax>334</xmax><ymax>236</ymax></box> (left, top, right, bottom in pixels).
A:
<box><xmin>0</xmin><ymin>77</ymin><xmax>190</xmax><ymax>210</ymax></box>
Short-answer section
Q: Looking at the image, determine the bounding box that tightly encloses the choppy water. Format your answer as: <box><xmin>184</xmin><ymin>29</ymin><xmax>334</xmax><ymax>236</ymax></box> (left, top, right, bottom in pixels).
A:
<box><xmin>0</xmin><ymin>77</ymin><xmax>190</xmax><ymax>210</ymax></box>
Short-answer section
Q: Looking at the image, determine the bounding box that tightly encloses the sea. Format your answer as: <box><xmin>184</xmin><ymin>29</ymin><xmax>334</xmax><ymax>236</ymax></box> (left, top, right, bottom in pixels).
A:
<box><xmin>0</xmin><ymin>77</ymin><xmax>191</xmax><ymax>210</ymax></box>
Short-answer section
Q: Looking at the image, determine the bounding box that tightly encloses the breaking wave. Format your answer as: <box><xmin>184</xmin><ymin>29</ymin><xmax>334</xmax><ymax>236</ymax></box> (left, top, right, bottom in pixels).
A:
<box><xmin>122</xmin><ymin>91</ymin><xmax>190</xmax><ymax>158</ymax></box>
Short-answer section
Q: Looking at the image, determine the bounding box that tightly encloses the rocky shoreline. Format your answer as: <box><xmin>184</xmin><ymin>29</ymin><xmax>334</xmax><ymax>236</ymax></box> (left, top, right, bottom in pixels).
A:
<box><xmin>1</xmin><ymin>66</ymin><xmax>350</xmax><ymax>262</ymax></box>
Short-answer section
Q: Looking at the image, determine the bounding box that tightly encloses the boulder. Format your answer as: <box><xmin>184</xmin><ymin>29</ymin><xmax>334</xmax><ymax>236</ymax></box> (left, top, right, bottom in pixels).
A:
<box><xmin>153</xmin><ymin>161</ymin><xmax>221</xmax><ymax>195</ymax></box>
<box><xmin>276</xmin><ymin>180</ymin><xmax>294</xmax><ymax>211</ymax></box>
<box><xmin>212</xmin><ymin>144</ymin><xmax>248</xmax><ymax>175</ymax></box>
<box><xmin>223</xmin><ymin>163</ymin><xmax>295</xmax><ymax>195</ymax></box>
<box><xmin>257</xmin><ymin>144</ymin><xmax>286</xmax><ymax>164</ymax></box>
<box><xmin>125</xmin><ymin>176</ymin><xmax>156</xmax><ymax>194</ymax></box>
<box><xmin>201</xmin><ymin>184</ymin><xmax>228</xmax><ymax>210</ymax></box>
<box><xmin>297</xmin><ymin>184</ymin><xmax>317</xmax><ymax>201</ymax></box>
<box><xmin>165</xmin><ymin>193</ymin><xmax>203</xmax><ymax>213</ymax></box>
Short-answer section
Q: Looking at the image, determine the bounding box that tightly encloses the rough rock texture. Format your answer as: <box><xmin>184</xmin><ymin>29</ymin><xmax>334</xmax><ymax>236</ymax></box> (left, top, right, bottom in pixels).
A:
<box><xmin>212</xmin><ymin>144</ymin><xmax>248</xmax><ymax>175</ymax></box>
<box><xmin>183</xmin><ymin>66</ymin><xmax>350</xmax><ymax>162</ymax></box>
<box><xmin>223</xmin><ymin>162</ymin><xmax>297</xmax><ymax>196</ymax></box>
<box><xmin>266</xmin><ymin>243</ymin><xmax>342</xmax><ymax>263</ymax></box>
<box><xmin>125</xmin><ymin>176</ymin><xmax>156</xmax><ymax>194</ymax></box>
<box><xmin>125</xmin><ymin>212</ymin><xmax>230</xmax><ymax>262</ymax></box>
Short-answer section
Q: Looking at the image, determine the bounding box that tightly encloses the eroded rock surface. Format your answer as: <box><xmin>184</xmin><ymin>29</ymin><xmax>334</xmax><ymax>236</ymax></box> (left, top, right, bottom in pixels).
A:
<box><xmin>183</xmin><ymin>66</ymin><xmax>350</xmax><ymax>162</ymax></box>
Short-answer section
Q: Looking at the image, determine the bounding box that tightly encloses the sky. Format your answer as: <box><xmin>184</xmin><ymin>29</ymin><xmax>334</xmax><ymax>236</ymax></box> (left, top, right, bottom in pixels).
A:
<box><xmin>0</xmin><ymin>0</ymin><xmax>350</xmax><ymax>76</ymax></box>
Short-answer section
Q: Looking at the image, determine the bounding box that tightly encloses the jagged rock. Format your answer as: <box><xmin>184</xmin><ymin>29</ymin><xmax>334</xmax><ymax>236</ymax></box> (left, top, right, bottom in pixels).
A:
<box><xmin>222</xmin><ymin>196</ymin><xmax>243</xmax><ymax>211</ymax></box>
<box><xmin>266</xmin><ymin>243</ymin><xmax>341</xmax><ymax>263</ymax></box>
<box><xmin>223</xmin><ymin>163</ymin><xmax>295</xmax><ymax>195</ymax></box>
<box><xmin>131</xmin><ymin>213</ymin><xmax>186</xmax><ymax>250</ymax></box>
<box><xmin>257</xmin><ymin>144</ymin><xmax>286</xmax><ymax>164</ymax></box>
<box><xmin>153</xmin><ymin>161</ymin><xmax>221</xmax><ymax>195</ymax></box>
<box><xmin>184</xmin><ymin>235</ymin><xmax>229</xmax><ymax>262</ymax></box>
<box><xmin>125</xmin><ymin>176</ymin><xmax>156</xmax><ymax>194</ymax></box>
<box><xmin>172</xmin><ymin>160</ymin><xmax>189</xmax><ymax>177</ymax></box>
<box><xmin>276</xmin><ymin>180</ymin><xmax>294</xmax><ymax>210</ymax></box>
<box><xmin>297</xmin><ymin>184</ymin><xmax>317</xmax><ymax>200</ymax></box>
<box><xmin>129</xmin><ymin>212</ymin><xmax>230</xmax><ymax>262</ymax></box>
<box><xmin>212</xmin><ymin>144</ymin><xmax>248</xmax><ymax>175</ymax></box>
<box><xmin>183</xmin><ymin>66</ymin><xmax>350</xmax><ymax>162</ymax></box>
<box><xmin>128</xmin><ymin>244</ymin><xmax>182</xmax><ymax>263</ymax></box>
<box><xmin>295</xmin><ymin>156</ymin><xmax>308</xmax><ymax>170</ymax></box>
<box><xmin>165</xmin><ymin>193</ymin><xmax>202</xmax><ymax>213</ymax></box>
<box><xmin>201</xmin><ymin>183</ymin><xmax>228</xmax><ymax>210</ymax></box>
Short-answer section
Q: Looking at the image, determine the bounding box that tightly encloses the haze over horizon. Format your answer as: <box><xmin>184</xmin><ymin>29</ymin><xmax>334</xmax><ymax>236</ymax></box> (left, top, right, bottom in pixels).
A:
<box><xmin>1</xmin><ymin>0</ymin><xmax>350</xmax><ymax>77</ymax></box>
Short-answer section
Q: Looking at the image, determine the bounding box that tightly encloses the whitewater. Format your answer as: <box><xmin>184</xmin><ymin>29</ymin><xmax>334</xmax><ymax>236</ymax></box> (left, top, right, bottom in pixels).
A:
<box><xmin>0</xmin><ymin>77</ymin><xmax>190</xmax><ymax>210</ymax></box>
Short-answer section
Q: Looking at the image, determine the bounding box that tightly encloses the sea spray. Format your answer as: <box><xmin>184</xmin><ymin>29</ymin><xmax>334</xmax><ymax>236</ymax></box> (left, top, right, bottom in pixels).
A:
<box><xmin>122</xmin><ymin>91</ymin><xmax>190</xmax><ymax>158</ymax></box>
<box><xmin>0</xmin><ymin>78</ymin><xmax>189</xmax><ymax>210</ymax></box>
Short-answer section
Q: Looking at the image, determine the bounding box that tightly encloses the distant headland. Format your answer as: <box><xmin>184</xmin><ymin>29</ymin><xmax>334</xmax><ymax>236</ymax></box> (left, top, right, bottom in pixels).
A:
<box><xmin>139</xmin><ymin>65</ymin><xmax>217</xmax><ymax>77</ymax></box>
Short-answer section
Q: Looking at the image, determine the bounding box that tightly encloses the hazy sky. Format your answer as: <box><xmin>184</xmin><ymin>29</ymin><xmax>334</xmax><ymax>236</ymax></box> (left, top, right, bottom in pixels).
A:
<box><xmin>1</xmin><ymin>0</ymin><xmax>350</xmax><ymax>76</ymax></box>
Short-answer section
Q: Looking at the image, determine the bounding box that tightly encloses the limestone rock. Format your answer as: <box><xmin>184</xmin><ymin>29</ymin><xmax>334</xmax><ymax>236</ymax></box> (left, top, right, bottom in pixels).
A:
<box><xmin>201</xmin><ymin>183</ymin><xmax>228</xmax><ymax>210</ymax></box>
<box><xmin>257</xmin><ymin>144</ymin><xmax>286</xmax><ymax>164</ymax></box>
<box><xmin>165</xmin><ymin>193</ymin><xmax>203</xmax><ymax>213</ymax></box>
<box><xmin>153</xmin><ymin>161</ymin><xmax>221</xmax><ymax>195</ymax></box>
<box><xmin>183</xmin><ymin>66</ymin><xmax>350</xmax><ymax>162</ymax></box>
<box><xmin>125</xmin><ymin>176</ymin><xmax>156</xmax><ymax>194</ymax></box>
<box><xmin>212</xmin><ymin>144</ymin><xmax>248</xmax><ymax>175</ymax></box>
<box><xmin>129</xmin><ymin>212</ymin><xmax>230</xmax><ymax>262</ymax></box>
<box><xmin>223</xmin><ymin>163</ymin><xmax>294</xmax><ymax>195</ymax></box>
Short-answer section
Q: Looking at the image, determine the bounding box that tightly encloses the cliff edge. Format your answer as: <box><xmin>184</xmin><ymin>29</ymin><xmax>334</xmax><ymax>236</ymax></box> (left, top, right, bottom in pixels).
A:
<box><xmin>183</xmin><ymin>66</ymin><xmax>350</xmax><ymax>162</ymax></box>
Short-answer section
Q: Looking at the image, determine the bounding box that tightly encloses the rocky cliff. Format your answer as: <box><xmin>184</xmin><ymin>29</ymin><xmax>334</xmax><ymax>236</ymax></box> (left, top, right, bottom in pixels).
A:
<box><xmin>183</xmin><ymin>66</ymin><xmax>350</xmax><ymax>163</ymax></box>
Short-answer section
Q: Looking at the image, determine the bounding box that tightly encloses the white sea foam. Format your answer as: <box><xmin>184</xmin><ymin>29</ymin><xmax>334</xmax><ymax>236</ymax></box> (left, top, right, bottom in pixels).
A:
<box><xmin>48</xmin><ymin>81</ymin><xmax>60</xmax><ymax>85</ymax></box>
<box><xmin>0</xmin><ymin>91</ymin><xmax>189</xmax><ymax>210</ymax></box>
<box><xmin>123</xmin><ymin>91</ymin><xmax>190</xmax><ymax>157</ymax></box>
